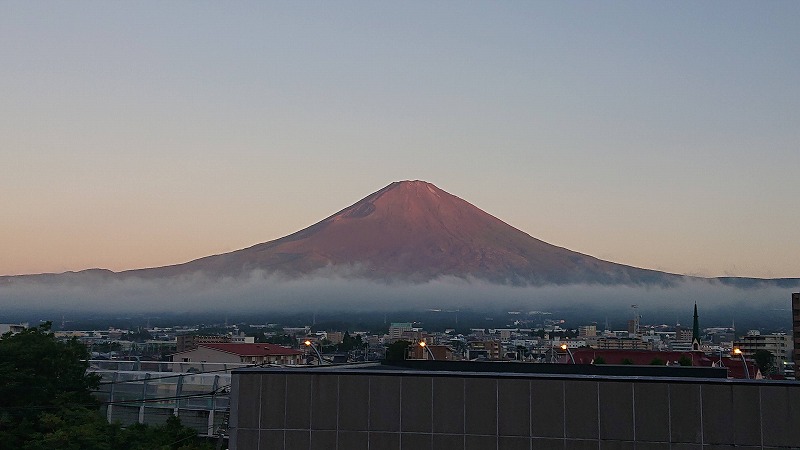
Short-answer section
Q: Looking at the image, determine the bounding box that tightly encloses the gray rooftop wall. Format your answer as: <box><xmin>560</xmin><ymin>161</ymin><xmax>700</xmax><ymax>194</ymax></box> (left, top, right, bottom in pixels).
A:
<box><xmin>229</xmin><ymin>367</ymin><xmax>800</xmax><ymax>450</ymax></box>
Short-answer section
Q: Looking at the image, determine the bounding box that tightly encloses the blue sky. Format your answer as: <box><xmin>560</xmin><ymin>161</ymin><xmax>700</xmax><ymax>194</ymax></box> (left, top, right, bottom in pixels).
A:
<box><xmin>1</xmin><ymin>1</ymin><xmax>798</xmax><ymax>277</ymax></box>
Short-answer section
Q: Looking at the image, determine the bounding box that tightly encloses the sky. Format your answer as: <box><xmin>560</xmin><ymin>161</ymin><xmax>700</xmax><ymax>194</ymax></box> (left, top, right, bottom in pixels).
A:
<box><xmin>2</xmin><ymin>1</ymin><xmax>799</xmax><ymax>278</ymax></box>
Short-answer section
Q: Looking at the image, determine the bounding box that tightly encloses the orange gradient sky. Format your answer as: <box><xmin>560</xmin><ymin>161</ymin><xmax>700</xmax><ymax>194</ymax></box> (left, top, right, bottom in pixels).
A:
<box><xmin>2</xmin><ymin>2</ymin><xmax>799</xmax><ymax>278</ymax></box>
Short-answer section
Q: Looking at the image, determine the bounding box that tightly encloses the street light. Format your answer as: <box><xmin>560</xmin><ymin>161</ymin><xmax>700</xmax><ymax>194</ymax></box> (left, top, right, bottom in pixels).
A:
<box><xmin>733</xmin><ymin>348</ymin><xmax>750</xmax><ymax>379</ymax></box>
<box><xmin>304</xmin><ymin>340</ymin><xmax>324</xmax><ymax>366</ymax></box>
<box><xmin>560</xmin><ymin>343</ymin><xmax>575</xmax><ymax>364</ymax></box>
<box><xmin>419</xmin><ymin>341</ymin><xmax>435</xmax><ymax>360</ymax></box>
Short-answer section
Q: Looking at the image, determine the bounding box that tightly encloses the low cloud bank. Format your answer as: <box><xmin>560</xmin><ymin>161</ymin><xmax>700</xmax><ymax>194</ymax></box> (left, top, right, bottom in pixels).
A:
<box><xmin>1</xmin><ymin>270</ymin><xmax>797</xmax><ymax>325</ymax></box>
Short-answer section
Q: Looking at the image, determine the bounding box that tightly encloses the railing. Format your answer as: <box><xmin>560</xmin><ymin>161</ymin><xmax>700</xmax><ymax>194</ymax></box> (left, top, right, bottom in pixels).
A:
<box><xmin>87</xmin><ymin>359</ymin><xmax>252</xmax><ymax>373</ymax></box>
<box><xmin>88</xmin><ymin>360</ymin><xmax>245</xmax><ymax>437</ymax></box>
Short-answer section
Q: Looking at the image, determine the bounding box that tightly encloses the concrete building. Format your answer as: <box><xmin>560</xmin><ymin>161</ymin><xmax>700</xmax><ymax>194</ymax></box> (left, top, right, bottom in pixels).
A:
<box><xmin>231</xmin><ymin>333</ymin><xmax>256</xmax><ymax>345</ymax></box>
<box><xmin>466</xmin><ymin>340</ymin><xmax>502</xmax><ymax>360</ymax></box>
<box><xmin>595</xmin><ymin>337</ymin><xmax>652</xmax><ymax>350</ymax></box>
<box><xmin>735</xmin><ymin>330</ymin><xmax>793</xmax><ymax>375</ymax></box>
<box><xmin>577</xmin><ymin>324</ymin><xmax>596</xmax><ymax>337</ymax></box>
<box><xmin>0</xmin><ymin>323</ymin><xmax>28</xmax><ymax>336</ymax></box>
<box><xmin>229</xmin><ymin>363</ymin><xmax>800</xmax><ymax>449</ymax></box>
<box><xmin>794</xmin><ymin>292</ymin><xmax>800</xmax><ymax>380</ymax></box>
<box><xmin>387</xmin><ymin>323</ymin><xmax>412</xmax><ymax>342</ymax></box>
<box><xmin>176</xmin><ymin>334</ymin><xmax>232</xmax><ymax>352</ymax></box>
<box><xmin>325</xmin><ymin>331</ymin><xmax>343</xmax><ymax>345</ymax></box>
<box><xmin>408</xmin><ymin>344</ymin><xmax>454</xmax><ymax>361</ymax></box>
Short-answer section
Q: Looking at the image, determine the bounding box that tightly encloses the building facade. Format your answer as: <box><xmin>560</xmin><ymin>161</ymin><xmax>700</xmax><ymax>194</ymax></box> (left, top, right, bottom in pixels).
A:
<box><xmin>733</xmin><ymin>330</ymin><xmax>793</xmax><ymax>375</ymax></box>
<box><xmin>229</xmin><ymin>366</ymin><xmax>800</xmax><ymax>450</ymax></box>
<box><xmin>596</xmin><ymin>337</ymin><xmax>652</xmax><ymax>350</ymax></box>
<box><xmin>793</xmin><ymin>292</ymin><xmax>800</xmax><ymax>380</ymax></box>
<box><xmin>387</xmin><ymin>323</ymin><xmax>412</xmax><ymax>342</ymax></box>
<box><xmin>171</xmin><ymin>343</ymin><xmax>303</xmax><ymax>367</ymax></box>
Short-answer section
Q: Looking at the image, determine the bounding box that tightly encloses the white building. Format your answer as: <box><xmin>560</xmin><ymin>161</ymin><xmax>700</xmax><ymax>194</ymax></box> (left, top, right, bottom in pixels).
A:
<box><xmin>0</xmin><ymin>323</ymin><xmax>28</xmax><ymax>336</ymax></box>
<box><xmin>733</xmin><ymin>331</ymin><xmax>793</xmax><ymax>374</ymax></box>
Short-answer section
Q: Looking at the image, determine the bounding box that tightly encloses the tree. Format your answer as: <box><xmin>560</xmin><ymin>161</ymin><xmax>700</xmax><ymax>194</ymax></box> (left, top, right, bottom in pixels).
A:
<box><xmin>621</xmin><ymin>358</ymin><xmax>634</xmax><ymax>365</ymax></box>
<box><xmin>385</xmin><ymin>340</ymin><xmax>411</xmax><ymax>361</ymax></box>
<box><xmin>649</xmin><ymin>358</ymin><xmax>665</xmax><ymax>365</ymax></box>
<box><xmin>338</xmin><ymin>331</ymin><xmax>355</xmax><ymax>352</ymax></box>
<box><xmin>678</xmin><ymin>355</ymin><xmax>693</xmax><ymax>366</ymax></box>
<box><xmin>593</xmin><ymin>357</ymin><xmax>606</xmax><ymax>365</ymax></box>
<box><xmin>753</xmin><ymin>350</ymin><xmax>775</xmax><ymax>375</ymax></box>
<box><xmin>0</xmin><ymin>322</ymin><xmax>213</xmax><ymax>450</ymax></box>
<box><xmin>265</xmin><ymin>333</ymin><xmax>294</xmax><ymax>346</ymax></box>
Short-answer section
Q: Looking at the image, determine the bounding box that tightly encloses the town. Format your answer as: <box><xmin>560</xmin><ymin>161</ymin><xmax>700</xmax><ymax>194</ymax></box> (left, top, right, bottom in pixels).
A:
<box><xmin>4</xmin><ymin>302</ymin><xmax>793</xmax><ymax>380</ymax></box>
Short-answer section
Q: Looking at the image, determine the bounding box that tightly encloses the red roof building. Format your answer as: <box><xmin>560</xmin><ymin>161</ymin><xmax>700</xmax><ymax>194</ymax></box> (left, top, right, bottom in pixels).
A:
<box><xmin>172</xmin><ymin>343</ymin><xmax>303</xmax><ymax>366</ymax></box>
<box><xmin>567</xmin><ymin>349</ymin><xmax>759</xmax><ymax>379</ymax></box>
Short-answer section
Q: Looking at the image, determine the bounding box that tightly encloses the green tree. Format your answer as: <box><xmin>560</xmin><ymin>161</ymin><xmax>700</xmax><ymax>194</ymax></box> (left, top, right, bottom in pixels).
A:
<box><xmin>753</xmin><ymin>350</ymin><xmax>775</xmax><ymax>375</ymax></box>
<box><xmin>593</xmin><ymin>357</ymin><xmax>606</xmax><ymax>364</ymax></box>
<box><xmin>265</xmin><ymin>333</ymin><xmax>294</xmax><ymax>345</ymax></box>
<box><xmin>649</xmin><ymin>358</ymin><xmax>665</xmax><ymax>365</ymax></box>
<box><xmin>621</xmin><ymin>358</ymin><xmax>634</xmax><ymax>365</ymax></box>
<box><xmin>385</xmin><ymin>340</ymin><xmax>411</xmax><ymax>361</ymax></box>
<box><xmin>0</xmin><ymin>322</ymin><xmax>213</xmax><ymax>450</ymax></box>
<box><xmin>338</xmin><ymin>331</ymin><xmax>354</xmax><ymax>352</ymax></box>
<box><xmin>678</xmin><ymin>355</ymin><xmax>693</xmax><ymax>366</ymax></box>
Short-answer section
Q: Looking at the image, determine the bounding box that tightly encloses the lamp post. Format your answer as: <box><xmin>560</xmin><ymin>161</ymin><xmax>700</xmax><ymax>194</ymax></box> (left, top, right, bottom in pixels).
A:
<box><xmin>560</xmin><ymin>343</ymin><xmax>575</xmax><ymax>364</ymax></box>
<box><xmin>733</xmin><ymin>348</ymin><xmax>750</xmax><ymax>379</ymax></box>
<box><xmin>419</xmin><ymin>341</ymin><xmax>435</xmax><ymax>360</ymax></box>
<box><xmin>304</xmin><ymin>340</ymin><xmax>324</xmax><ymax>365</ymax></box>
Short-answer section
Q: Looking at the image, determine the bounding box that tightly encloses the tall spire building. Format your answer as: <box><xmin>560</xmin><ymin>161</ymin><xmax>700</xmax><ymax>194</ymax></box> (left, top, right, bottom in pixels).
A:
<box><xmin>692</xmin><ymin>302</ymin><xmax>700</xmax><ymax>351</ymax></box>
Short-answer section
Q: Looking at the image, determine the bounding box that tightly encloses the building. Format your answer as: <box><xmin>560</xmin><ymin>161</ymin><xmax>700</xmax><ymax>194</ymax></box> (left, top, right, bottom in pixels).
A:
<box><xmin>578</xmin><ymin>324</ymin><xmax>597</xmax><ymax>337</ymax></box>
<box><xmin>387</xmin><ymin>323</ymin><xmax>412</xmax><ymax>342</ymax></box>
<box><xmin>566</xmin><ymin>349</ymin><xmax>757</xmax><ymax>378</ymax></box>
<box><xmin>734</xmin><ymin>330</ymin><xmax>793</xmax><ymax>375</ymax></box>
<box><xmin>176</xmin><ymin>334</ymin><xmax>232</xmax><ymax>352</ymax></box>
<box><xmin>229</xmin><ymin>363</ymin><xmax>800</xmax><ymax>449</ymax></box>
<box><xmin>675</xmin><ymin>326</ymin><xmax>693</xmax><ymax>342</ymax></box>
<box><xmin>0</xmin><ymin>323</ymin><xmax>28</xmax><ymax>336</ymax></box>
<box><xmin>231</xmin><ymin>333</ymin><xmax>256</xmax><ymax>345</ymax></box>
<box><xmin>466</xmin><ymin>340</ymin><xmax>502</xmax><ymax>360</ymax></box>
<box><xmin>326</xmin><ymin>331</ymin><xmax>343</xmax><ymax>345</ymax></box>
<box><xmin>794</xmin><ymin>292</ymin><xmax>800</xmax><ymax>380</ymax></box>
<box><xmin>408</xmin><ymin>344</ymin><xmax>454</xmax><ymax>361</ymax></box>
<box><xmin>595</xmin><ymin>337</ymin><xmax>652</xmax><ymax>350</ymax></box>
<box><xmin>669</xmin><ymin>340</ymin><xmax>696</xmax><ymax>352</ymax></box>
<box><xmin>171</xmin><ymin>343</ymin><xmax>303</xmax><ymax>367</ymax></box>
<box><xmin>692</xmin><ymin>302</ymin><xmax>701</xmax><ymax>351</ymax></box>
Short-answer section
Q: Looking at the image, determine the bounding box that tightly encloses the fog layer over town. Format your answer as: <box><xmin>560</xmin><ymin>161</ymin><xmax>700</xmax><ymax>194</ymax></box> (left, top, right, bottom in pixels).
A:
<box><xmin>1</xmin><ymin>269</ymin><xmax>794</xmax><ymax>327</ymax></box>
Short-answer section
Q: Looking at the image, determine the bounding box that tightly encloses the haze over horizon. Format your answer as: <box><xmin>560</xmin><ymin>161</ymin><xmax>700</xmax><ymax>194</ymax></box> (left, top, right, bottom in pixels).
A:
<box><xmin>2</xmin><ymin>2</ymin><xmax>799</xmax><ymax>279</ymax></box>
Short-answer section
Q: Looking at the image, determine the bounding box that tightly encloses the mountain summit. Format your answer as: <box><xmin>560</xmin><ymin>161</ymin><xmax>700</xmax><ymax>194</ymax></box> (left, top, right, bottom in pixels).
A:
<box><xmin>130</xmin><ymin>180</ymin><xmax>679</xmax><ymax>284</ymax></box>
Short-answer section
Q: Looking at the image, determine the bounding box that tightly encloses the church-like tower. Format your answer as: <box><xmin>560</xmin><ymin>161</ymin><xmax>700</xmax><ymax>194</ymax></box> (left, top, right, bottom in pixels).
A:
<box><xmin>692</xmin><ymin>302</ymin><xmax>700</xmax><ymax>351</ymax></box>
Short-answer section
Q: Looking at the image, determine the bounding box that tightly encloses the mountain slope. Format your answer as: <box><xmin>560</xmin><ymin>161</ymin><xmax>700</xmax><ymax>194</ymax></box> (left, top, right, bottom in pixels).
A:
<box><xmin>125</xmin><ymin>180</ymin><xmax>682</xmax><ymax>285</ymax></box>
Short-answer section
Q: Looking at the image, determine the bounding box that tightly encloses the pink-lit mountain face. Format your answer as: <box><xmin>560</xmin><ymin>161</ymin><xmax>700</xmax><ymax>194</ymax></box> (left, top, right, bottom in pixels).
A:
<box><xmin>127</xmin><ymin>180</ymin><xmax>680</xmax><ymax>285</ymax></box>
